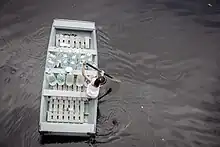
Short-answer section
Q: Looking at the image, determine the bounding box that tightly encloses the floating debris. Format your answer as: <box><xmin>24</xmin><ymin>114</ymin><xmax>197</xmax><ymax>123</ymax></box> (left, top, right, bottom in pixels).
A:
<box><xmin>208</xmin><ymin>4</ymin><xmax>212</xmax><ymax>7</ymax></box>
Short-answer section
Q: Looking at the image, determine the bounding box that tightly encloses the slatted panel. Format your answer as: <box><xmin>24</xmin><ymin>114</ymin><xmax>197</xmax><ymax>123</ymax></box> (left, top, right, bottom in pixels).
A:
<box><xmin>46</xmin><ymin>96</ymin><xmax>88</xmax><ymax>123</ymax></box>
<box><xmin>55</xmin><ymin>33</ymin><xmax>91</xmax><ymax>49</ymax></box>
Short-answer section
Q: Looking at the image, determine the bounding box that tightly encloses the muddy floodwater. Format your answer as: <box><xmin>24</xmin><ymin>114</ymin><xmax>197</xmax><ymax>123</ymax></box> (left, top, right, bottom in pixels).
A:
<box><xmin>0</xmin><ymin>0</ymin><xmax>220</xmax><ymax>147</ymax></box>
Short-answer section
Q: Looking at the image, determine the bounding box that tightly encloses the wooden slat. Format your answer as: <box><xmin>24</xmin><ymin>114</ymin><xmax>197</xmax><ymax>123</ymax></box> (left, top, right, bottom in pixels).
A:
<box><xmin>69</xmin><ymin>99</ymin><xmax>74</xmax><ymax>122</ymax></box>
<box><xmin>84</xmin><ymin>37</ymin><xmax>89</xmax><ymax>49</ymax></box>
<box><xmin>48</xmin><ymin>46</ymin><xmax>97</xmax><ymax>55</ymax></box>
<box><xmin>84</xmin><ymin>102</ymin><xmax>89</xmax><ymax>123</ymax></box>
<box><xmin>80</xmin><ymin>100</ymin><xmax>84</xmax><ymax>123</ymax></box>
<box><xmin>58</xmin><ymin>98</ymin><xmax>63</xmax><ymax>112</ymax></box>
<box><xmin>64</xmin><ymin>99</ymin><xmax>69</xmax><ymax>122</ymax></box>
<box><xmin>53</xmin><ymin>19</ymin><xmax>95</xmax><ymax>31</ymax></box>
<box><xmin>47</xmin><ymin>111</ymin><xmax>53</xmax><ymax>121</ymax></box>
<box><xmin>75</xmin><ymin>98</ymin><xmax>80</xmax><ymax>122</ymax></box>
<box><xmin>43</xmin><ymin>89</ymin><xmax>88</xmax><ymax>98</ymax></box>
<box><xmin>75</xmin><ymin>37</ymin><xmax>80</xmax><ymax>49</ymax></box>
<box><xmin>80</xmin><ymin>37</ymin><xmax>85</xmax><ymax>49</ymax></box>
<box><xmin>48</xmin><ymin>97</ymin><xmax>53</xmax><ymax>111</ymax></box>
<box><xmin>66</xmin><ymin>35</ymin><xmax>71</xmax><ymax>47</ymax></box>
<box><xmin>56</xmin><ymin>34</ymin><xmax>60</xmax><ymax>47</ymax></box>
<box><xmin>54</xmin><ymin>99</ymin><xmax>58</xmax><ymax>121</ymax></box>
<box><xmin>45</xmin><ymin>68</ymin><xmax>98</xmax><ymax>75</ymax></box>
<box><xmin>40</xmin><ymin>122</ymin><xmax>95</xmax><ymax>133</ymax></box>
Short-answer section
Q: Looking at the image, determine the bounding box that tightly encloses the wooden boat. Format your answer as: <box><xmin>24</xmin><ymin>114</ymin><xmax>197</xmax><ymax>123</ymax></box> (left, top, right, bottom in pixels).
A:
<box><xmin>39</xmin><ymin>19</ymin><xmax>99</xmax><ymax>137</ymax></box>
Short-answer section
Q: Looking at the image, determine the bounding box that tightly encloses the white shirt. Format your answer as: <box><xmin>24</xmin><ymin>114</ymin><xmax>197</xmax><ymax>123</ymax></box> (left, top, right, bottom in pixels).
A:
<box><xmin>86</xmin><ymin>77</ymin><xmax>100</xmax><ymax>99</ymax></box>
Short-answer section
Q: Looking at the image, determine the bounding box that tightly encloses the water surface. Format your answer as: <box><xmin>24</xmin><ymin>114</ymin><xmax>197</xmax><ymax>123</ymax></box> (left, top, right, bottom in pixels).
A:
<box><xmin>0</xmin><ymin>0</ymin><xmax>220</xmax><ymax>147</ymax></box>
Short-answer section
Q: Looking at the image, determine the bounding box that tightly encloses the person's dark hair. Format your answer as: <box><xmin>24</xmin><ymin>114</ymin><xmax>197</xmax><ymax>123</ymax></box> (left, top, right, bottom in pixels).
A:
<box><xmin>93</xmin><ymin>76</ymin><xmax>106</xmax><ymax>87</ymax></box>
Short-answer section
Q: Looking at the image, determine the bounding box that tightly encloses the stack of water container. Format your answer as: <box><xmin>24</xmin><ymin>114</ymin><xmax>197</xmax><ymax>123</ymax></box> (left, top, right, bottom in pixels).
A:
<box><xmin>46</xmin><ymin>34</ymin><xmax>95</xmax><ymax>91</ymax></box>
<box><xmin>39</xmin><ymin>19</ymin><xmax>99</xmax><ymax>137</ymax></box>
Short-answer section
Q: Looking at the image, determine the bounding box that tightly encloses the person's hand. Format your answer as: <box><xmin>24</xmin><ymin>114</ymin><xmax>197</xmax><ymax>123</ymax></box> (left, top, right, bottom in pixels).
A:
<box><xmin>100</xmin><ymin>70</ymin><xmax>105</xmax><ymax>76</ymax></box>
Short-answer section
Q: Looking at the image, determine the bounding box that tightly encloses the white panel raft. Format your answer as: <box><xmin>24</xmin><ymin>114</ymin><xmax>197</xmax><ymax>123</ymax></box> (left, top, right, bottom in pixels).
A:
<box><xmin>39</xmin><ymin>19</ymin><xmax>99</xmax><ymax>137</ymax></box>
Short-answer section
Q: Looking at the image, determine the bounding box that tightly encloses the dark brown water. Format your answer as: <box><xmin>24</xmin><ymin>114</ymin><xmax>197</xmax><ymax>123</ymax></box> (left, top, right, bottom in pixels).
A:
<box><xmin>1</xmin><ymin>0</ymin><xmax>220</xmax><ymax>147</ymax></box>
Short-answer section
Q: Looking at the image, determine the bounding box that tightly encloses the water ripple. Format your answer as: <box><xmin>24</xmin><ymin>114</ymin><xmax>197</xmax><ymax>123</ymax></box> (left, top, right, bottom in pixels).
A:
<box><xmin>95</xmin><ymin>99</ymin><xmax>132</xmax><ymax>144</ymax></box>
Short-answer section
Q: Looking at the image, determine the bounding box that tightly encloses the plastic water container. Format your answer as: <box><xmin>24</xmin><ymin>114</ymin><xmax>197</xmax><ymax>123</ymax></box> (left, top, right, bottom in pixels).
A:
<box><xmin>61</xmin><ymin>53</ymin><xmax>69</xmax><ymax>68</ymax></box>
<box><xmin>65</xmin><ymin>67</ymin><xmax>74</xmax><ymax>90</ymax></box>
<box><xmin>47</xmin><ymin>53</ymin><xmax>58</xmax><ymax>68</ymax></box>
<box><xmin>46</xmin><ymin>71</ymin><xmax>57</xmax><ymax>87</ymax></box>
<box><xmin>76</xmin><ymin>75</ymin><xmax>84</xmax><ymax>92</ymax></box>
<box><xmin>69</xmin><ymin>54</ymin><xmax>77</xmax><ymax>69</ymax></box>
<box><xmin>76</xmin><ymin>75</ymin><xmax>84</xmax><ymax>87</ymax></box>
<box><xmin>57</xmin><ymin>73</ymin><xmax>65</xmax><ymax>90</ymax></box>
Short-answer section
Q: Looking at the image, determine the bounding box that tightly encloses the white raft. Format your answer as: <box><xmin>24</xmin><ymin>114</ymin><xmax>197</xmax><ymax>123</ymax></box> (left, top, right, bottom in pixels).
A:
<box><xmin>39</xmin><ymin>19</ymin><xmax>99</xmax><ymax>137</ymax></box>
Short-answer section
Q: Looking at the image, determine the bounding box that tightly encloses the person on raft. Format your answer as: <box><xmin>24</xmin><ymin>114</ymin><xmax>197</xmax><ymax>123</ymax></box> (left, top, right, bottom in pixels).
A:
<box><xmin>82</xmin><ymin>62</ymin><xmax>111</xmax><ymax>99</ymax></box>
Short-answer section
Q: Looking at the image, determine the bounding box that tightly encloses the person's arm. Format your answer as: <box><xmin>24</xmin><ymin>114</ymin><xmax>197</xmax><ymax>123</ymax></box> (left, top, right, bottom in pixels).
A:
<box><xmin>82</xmin><ymin>62</ymin><xmax>91</xmax><ymax>82</ymax></box>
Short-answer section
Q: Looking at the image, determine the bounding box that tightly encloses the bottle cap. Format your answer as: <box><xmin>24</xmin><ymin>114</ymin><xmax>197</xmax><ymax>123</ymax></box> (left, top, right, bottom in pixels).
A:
<box><xmin>65</xmin><ymin>67</ymin><xmax>73</xmax><ymax>73</ymax></box>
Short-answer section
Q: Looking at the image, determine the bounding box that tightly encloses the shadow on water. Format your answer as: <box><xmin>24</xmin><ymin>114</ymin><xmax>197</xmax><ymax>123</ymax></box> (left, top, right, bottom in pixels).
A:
<box><xmin>39</xmin><ymin>135</ymin><xmax>92</xmax><ymax>145</ymax></box>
